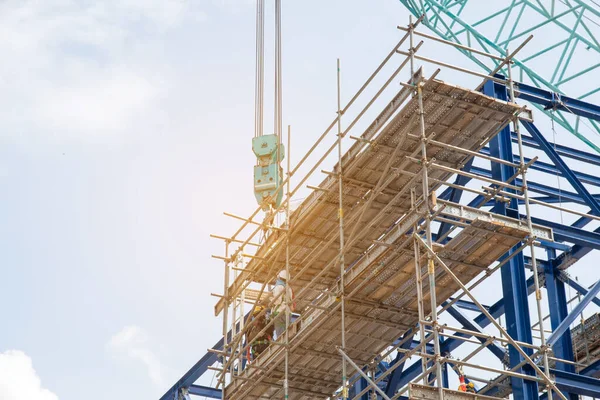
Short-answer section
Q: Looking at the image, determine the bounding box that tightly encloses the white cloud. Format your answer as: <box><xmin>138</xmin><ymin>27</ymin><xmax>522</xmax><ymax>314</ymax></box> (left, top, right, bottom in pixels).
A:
<box><xmin>107</xmin><ymin>325</ymin><xmax>166</xmax><ymax>387</ymax></box>
<box><xmin>0</xmin><ymin>0</ymin><xmax>203</xmax><ymax>140</ymax></box>
<box><xmin>0</xmin><ymin>350</ymin><xmax>58</xmax><ymax>400</ymax></box>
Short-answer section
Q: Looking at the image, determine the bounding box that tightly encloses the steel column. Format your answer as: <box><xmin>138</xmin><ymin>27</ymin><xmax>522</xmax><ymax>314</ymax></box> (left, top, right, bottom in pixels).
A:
<box><xmin>484</xmin><ymin>79</ymin><xmax>538</xmax><ymax>400</ymax></box>
<box><xmin>545</xmin><ymin>248</ymin><xmax>577</xmax><ymax>400</ymax></box>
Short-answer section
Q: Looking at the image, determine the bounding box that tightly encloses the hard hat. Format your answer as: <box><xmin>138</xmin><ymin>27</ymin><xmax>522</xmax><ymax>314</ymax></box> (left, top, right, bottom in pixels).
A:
<box><xmin>253</xmin><ymin>305</ymin><xmax>264</xmax><ymax>316</ymax></box>
<box><xmin>467</xmin><ymin>382</ymin><xmax>474</xmax><ymax>388</ymax></box>
<box><xmin>278</xmin><ymin>270</ymin><xmax>289</xmax><ymax>280</ymax></box>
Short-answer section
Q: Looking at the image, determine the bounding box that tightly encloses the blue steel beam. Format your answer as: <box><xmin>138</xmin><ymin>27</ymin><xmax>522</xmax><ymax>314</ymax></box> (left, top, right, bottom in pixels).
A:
<box><xmin>582</xmin><ymin>359</ymin><xmax>600</xmax><ymax>379</ymax></box>
<box><xmin>514</xmin><ymin>80</ymin><xmax>600</xmax><ymax>122</ymax></box>
<box><xmin>528</xmin><ymin>215</ymin><xmax>600</xmax><ymax>249</ymax></box>
<box><xmin>444</xmin><ymin>303</ymin><xmax>506</xmax><ymax>362</ymax></box>
<box><xmin>553</xmin><ymin>368</ymin><xmax>600</xmax><ymax>398</ymax></box>
<box><xmin>449</xmin><ymin>298</ymin><xmax>490</xmax><ymax>313</ymax></box>
<box><xmin>513</xmin><ymin>132</ymin><xmax>600</xmax><ymax>167</ymax></box>
<box><xmin>547</xmin><ymin>280</ymin><xmax>600</xmax><ymax>347</ymax></box>
<box><xmin>441</xmin><ymin>363</ymin><xmax>449</xmax><ymax>389</ymax></box>
<box><xmin>351</xmin><ymin>377</ymin><xmax>369</xmax><ymax>400</ymax></box>
<box><xmin>160</xmin><ymin>342</ymin><xmax>221</xmax><ymax>400</ymax></box>
<box><xmin>159</xmin><ymin>313</ymin><xmax>250</xmax><ymax>400</ymax></box>
<box><xmin>525</xmin><ymin>195</ymin><xmax>600</xmax><ymax>205</ymax></box>
<box><xmin>522</xmin><ymin>120</ymin><xmax>600</xmax><ymax>216</ymax></box>
<box><xmin>470</xmin><ymin>165</ymin><xmax>594</xmax><ymax>206</ymax></box>
<box><xmin>480</xmin><ymin>147</ymin><xmax>600</xmax><ymax>188</ymax></box>
<box><xmin>560</xmin><ymin>271</ymin><xmax>600</xmax><ymax>308</ymax></box>
<box><xmin>554</xmin><ymin>240</ymin><xmax>598</xmax><ymax>270</ymax></box>
<box><xmin>385</xmin><ymin>330</ymin><xmax>416</xmax><ymax>397</ymax></box>
<box><xmin>188</xmin><ymin>385</ymin><xmax>221</xmax><ymax>398</ymax></box>
<box><xmin>545</xmin><ymin>249</ymin><xmax>577</xmax><ymax>400</ymax></box>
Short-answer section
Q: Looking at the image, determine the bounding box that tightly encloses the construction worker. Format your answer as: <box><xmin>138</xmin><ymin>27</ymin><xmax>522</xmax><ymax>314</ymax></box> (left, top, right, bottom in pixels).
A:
<box><xmin>466</xmin><ymin>382</ymin><xmax>476</xmax><ymax>393</ymax></box>
<box><xmin>456</xmin><ymin>365</ymin><xmax>475</xmax><ymax>393</ymax></box>
<box><xmin>270</xmin><ymin>270</ymin><xmax>295</xmax><ymax>339</ymax></box>
<box><xmin>246</xmin><ymin>303</ymin><xmax>273</xmax><ymax>362</ymax></box>
<box><xmin>457</xmin><ymin>365</ymin><xmax>467</xmax><ymax>392</ymax></box>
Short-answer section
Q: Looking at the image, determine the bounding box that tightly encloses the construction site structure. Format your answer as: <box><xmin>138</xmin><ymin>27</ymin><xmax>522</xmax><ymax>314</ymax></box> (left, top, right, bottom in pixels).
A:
<box><xmin>160</xmin><ymin>6</ymin><xmax>600</xmax><ymax>400</ymax></box>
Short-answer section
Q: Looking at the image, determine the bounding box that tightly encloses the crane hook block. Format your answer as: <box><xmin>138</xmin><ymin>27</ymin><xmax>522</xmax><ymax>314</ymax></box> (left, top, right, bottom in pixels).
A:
<box><xmin>252</xmin><ymin>134</ymin><xmax>285</xmax><ymax>211</ymax></box>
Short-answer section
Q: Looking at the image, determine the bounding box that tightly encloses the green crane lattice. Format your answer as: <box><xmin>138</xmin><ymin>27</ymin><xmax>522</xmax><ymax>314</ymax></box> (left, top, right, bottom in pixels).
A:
<box><xmin>399</xmin><ymin>0</ymin><xmax>600</xmax><ymax>153</ymax></box>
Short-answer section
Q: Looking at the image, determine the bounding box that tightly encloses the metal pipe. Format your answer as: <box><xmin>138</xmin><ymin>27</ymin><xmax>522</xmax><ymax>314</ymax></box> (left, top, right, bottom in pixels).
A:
<box><xmin>474</xmin><ymin>35</ymin><xmax>533</xmax><ymax>92</ymax></box>
<box><xmin>417</xmin><ymin>80</ymin><xmax>444</xmax><ymax>400</ymax></box>
<box><xmin>413</xmin><ymin>189</ymin><xmax>428</xmax><ymax>384</ymax></box>
<box><xmin>284</xmin><ymin>124</ymin><xmax>291</xmax><ymax>400</ymax></box>
<box><xmin>221</xmin><ymin>240</ymin><xmax>230</xmax><ymax>395</ymax></box>
<box><xmin>396</xmin><ymin>51</ymin><xmax>508</xmax><ymax>84</ymax></box>
<box><xmin>337</xmin><ymin>57</ymin><xmax>348</xmax><ymax>400</ymax></box>
<box><xmin>397</xmin><ymin>26</ymin><xmax>505</xmax><ymax>61</ymax></box>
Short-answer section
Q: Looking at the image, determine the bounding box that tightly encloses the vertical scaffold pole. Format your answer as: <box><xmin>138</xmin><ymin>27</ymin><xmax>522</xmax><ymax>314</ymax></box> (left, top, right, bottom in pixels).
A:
<box><xmin>222</xmin><ymin>240</ymin><xmax>230</xmax><ymax>399</ymax></box>
<box><xmin>417</xmin><ymin>78</ymin><xmax>443</xmax><ymax>400</ymax></box>
<box><xmin>411</xmin><ymin>188</ymin><xmax>427</xmax><ymax>385</ymax></box>
<box><xmin>284</xmin><ymin>125</ymin><xmax>291</xmax><ymax>400</ymax></box>
<box><xmin>409</xmin><ymin>16</ymin><xmax>429</xmax><ymax>388</ymax></box>
<box><xmin>409</xmin><ymin>15</ymin><xmax>415</xmax><ymax>78</ymax></box>
<box><xmin>506</xmin><ymin>48</ymin><xmax>551</xmax><ymax>379</ymax></box>
<box><xmin>337</xmin><ymin>57</ymin><xmax>348</xmax><ymax>400</ymax></box>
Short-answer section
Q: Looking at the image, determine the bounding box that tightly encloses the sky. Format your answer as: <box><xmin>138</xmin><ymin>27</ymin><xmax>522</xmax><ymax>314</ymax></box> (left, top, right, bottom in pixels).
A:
<box><xmin>1</xmin><ymin>1</ymin><xmax>599</xmax><ymax>400</ymax></box>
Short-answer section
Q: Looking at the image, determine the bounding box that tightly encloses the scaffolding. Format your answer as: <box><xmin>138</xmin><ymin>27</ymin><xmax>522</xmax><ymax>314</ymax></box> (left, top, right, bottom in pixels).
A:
<box><xmin>161</xmin><ymin>16</ymin><xmax>600</xmax><ymax>400</ymax></box>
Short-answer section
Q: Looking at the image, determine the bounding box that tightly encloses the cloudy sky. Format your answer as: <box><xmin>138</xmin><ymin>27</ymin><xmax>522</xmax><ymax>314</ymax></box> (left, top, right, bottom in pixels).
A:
<box><xmin>1</xmin><ymin>1</ymin><xmax>599</xmax><ymax>400</ymax></box>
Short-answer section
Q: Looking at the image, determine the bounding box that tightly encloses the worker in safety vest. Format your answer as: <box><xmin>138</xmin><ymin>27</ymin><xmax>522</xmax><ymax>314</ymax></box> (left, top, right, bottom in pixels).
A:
<box><xmin>457</xmin><ymin>365</ymin><xmax>475</xmax><ymax>393</ymax></box>
<box><xmin>457</xmin><ymin>364</ymin><xmax>467</xmax><ymax>392</ymax></box>
<box><xmin>246</xmin><ymin>304</ymin><xmax>273</xmax><ymax>361</ymax></box>
<box><xmin>270</xmin><ymin>270</ymin><xmax>295</xmax><ymax>339</ymax></box>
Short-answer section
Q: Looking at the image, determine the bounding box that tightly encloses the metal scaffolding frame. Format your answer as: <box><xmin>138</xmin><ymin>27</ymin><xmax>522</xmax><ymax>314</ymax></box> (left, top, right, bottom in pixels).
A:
<box><xmin>160</xmin><ymin>16</ymin><xmax>600</xmax><ymax>400</ymax></box>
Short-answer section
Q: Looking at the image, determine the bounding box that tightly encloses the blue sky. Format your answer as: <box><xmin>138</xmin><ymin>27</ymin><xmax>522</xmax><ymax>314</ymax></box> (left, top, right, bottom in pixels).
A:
<box><xmin>0</xmin><ymin>1</ymin><xmax>418</xmax><ymax>399</ymax></box>
<box><xmin>2</xmin><ymin>1</ymin><xmax>599</xmax><ymax>400</ymax></box>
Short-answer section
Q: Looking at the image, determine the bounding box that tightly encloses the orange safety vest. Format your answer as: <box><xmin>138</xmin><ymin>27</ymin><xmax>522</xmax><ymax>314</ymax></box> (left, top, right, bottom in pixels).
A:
<box><xmin>458</xmin><ymin>375</ymin><xmax>467</xmax><ymax>392</ymax></box>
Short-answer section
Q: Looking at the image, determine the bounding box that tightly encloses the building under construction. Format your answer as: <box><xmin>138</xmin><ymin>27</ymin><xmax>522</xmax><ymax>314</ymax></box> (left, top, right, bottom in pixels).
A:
<box><xmin>161</xmin><ymin>2</ymin><xmax>600</xmax><ymax>399</ymax></box>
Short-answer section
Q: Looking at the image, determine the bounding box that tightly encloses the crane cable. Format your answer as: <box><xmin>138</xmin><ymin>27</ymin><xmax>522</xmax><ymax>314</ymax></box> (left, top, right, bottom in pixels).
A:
<box><xmin>254</xmin><ymin>0</ymin><xmax>264</xmax><ymax>139</ymax></box>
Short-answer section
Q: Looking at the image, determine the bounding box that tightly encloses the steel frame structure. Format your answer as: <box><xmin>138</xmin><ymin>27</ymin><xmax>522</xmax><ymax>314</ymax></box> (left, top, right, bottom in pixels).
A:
<box><xmin>160</xmin><ymin>16</ymin><xmax>600</xmax><ymax>400</ymax></box>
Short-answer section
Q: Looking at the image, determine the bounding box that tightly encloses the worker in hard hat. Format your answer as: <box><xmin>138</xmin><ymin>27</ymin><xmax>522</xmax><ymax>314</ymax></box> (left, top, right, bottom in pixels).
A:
<box><xmin>270</xmin><ymin>270</ymin><xmax>295</xmax><ymax>340</ymax></box>
<box><xmin>246</xmin><ymin>303</ymin><xmax>273</xmax><ymax>361</ymax></box>
<box><xmin>466</xmin><ymin>382</ymin><xmax>476</xmax><ymax>393</ymax></box>
<box><xmin>456</xmin><ymin>365</ymin><xmax>476</xmax><ymax>393</ymax></box>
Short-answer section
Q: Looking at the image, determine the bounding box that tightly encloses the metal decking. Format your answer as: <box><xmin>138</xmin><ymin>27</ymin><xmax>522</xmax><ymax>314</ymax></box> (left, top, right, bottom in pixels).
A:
<box><xmin>220</xmin><ymin>78</ymin><xmax>549</xmax><ymax>399</ymax></box>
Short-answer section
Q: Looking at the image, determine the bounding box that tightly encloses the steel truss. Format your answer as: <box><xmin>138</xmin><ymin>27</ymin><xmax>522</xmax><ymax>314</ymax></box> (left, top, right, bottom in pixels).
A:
<box><xmin>399</xmin><ymin>0</ymin><xmax>600</xmax><ymax>154</ymax></box>
<box><xmin>160</xmin><ymin>16</ymin><xmax>600</xmax><ymax>400</ymax></box>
